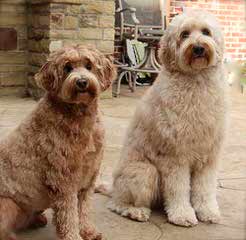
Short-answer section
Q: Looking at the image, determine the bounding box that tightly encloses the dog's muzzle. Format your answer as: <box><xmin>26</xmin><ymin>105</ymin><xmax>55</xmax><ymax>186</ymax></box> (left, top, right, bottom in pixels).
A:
<box><xmin>76</xmin><ymin>78</ymin><xmax>88</xmax><ymax>92</ymax></box>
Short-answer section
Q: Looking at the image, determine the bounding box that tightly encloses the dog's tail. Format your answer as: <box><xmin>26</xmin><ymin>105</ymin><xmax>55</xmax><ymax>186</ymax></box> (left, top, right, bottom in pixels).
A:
<box><xmin>95</xmin><ymin>181</ymin><xmax>113</xmax><ymax>197</ymax></box>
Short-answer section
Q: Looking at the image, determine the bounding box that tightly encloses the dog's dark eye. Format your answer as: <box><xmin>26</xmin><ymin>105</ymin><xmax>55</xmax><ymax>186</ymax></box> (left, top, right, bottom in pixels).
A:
<box><xmin>202</xmin><ymin>28</ymin><xmax>211</xmax><ymax>36</ymax></box>
<box><xmin>85</xmin><ymin>62</ymin><xmax>92</xmax><ymax>71</ymax></box>
<box><xmin>64</xmin><ymin>63</ymin><xmax>73</xmax><ymax>74</ymax></box>
<box><xmin>180</xmin><ymin>30</ymin><xmax>190</xmax><ymax>39</ymax></box>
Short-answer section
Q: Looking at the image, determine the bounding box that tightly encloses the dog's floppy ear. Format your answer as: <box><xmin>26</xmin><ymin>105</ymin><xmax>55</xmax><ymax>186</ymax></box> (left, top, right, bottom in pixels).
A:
<box><xmin>35</xmin><ymin>61</ymin><xmax>60</xmax><ymax>92</ymax></box>
<box><xmin>158</xmin><ymin>30</ymin><xmax>173</xmax><ymax>70</ymax></box>
<box><xmin>100</xmin><ymin>55</ymin><xmax>117</xmax><ymax>91</ymax></box>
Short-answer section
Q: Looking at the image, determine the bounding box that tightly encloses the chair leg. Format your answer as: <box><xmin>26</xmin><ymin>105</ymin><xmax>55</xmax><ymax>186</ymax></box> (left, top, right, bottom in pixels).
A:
<box><xmin>128</xmin><ymin>72</ymin><xmax>134</xmax><ymax>92</ymax></box>
<box><xmin>113</xmin><ymin>71</ymin><xmax>126</xmax><ymax>97</ymax></box>
<box><xmin>132</xmin><ymin>72</ymin><xmax>137</xmax><ymax>92</ymax></box>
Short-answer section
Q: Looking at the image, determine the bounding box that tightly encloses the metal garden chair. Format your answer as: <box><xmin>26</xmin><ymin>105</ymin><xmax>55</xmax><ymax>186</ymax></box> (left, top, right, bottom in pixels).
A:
<box><xmin>113</xmin><ymin>0</ymin><xmax>168</xmax><ymax>97</ymax></box>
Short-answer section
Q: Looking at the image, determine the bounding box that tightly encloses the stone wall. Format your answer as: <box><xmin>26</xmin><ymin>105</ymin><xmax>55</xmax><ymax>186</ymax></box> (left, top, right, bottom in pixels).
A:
<box><xmin>0</xmin><ymin>0</ymin><xmax>28</xmax><ymax>90</ymax></box>
<box><xmin>0</xmin><ymin>0</ymin><xmax>115</xmax><ymax>98</ymax></box>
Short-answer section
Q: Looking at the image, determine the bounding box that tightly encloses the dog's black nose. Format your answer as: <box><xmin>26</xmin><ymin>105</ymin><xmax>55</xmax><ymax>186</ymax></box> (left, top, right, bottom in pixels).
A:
<box><xmin>193</xmin><ymin>46</ymin><xmax>205</xmax><ymax>56</ymax></box>
<box><xmin>76</xmin><ymin>79</ymin><xmax>88</xmax><ymax>91</ymax></box>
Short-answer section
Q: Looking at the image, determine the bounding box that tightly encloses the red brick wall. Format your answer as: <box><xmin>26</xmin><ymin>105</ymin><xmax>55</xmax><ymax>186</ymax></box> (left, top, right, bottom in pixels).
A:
<box><xmin>170</xmin><ymin>0</ymin><xmax>246</xmax><ymax>61</ymax></box>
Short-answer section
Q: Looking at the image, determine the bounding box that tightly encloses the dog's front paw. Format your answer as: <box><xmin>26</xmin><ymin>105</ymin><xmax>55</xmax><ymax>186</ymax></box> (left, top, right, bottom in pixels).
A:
<box><xmin>80</xmin><ymin>227</ymin><xmax>102</xmax><ymax>240</ymax></box>
<box><xmin>58</xmin><ymin>234</ymin><xmax>82</xmax><ymax>240</ymax></box>
<box><xmin>121</xmin><ymin>207</ymin><xmax>151</xmax><ymax>222</ymax></box>
<box><xmin>195</xmin><ymin>204</ymin><xmax>221</xmax><ymax>223</ymax></box>
<box><xmin>108</xmin><ymin>201</ymin><xmax>151</xmax><ymax>222</ymax></box>
<box><xmin>167</xmin><ymin>206</ymin><xmax>198</xmax><ymax>227</ymax></box>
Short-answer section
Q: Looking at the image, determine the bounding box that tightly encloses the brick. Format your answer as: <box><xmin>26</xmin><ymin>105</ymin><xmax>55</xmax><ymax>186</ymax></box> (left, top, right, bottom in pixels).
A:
<box><xmin>67</xmin><ymin>5</ymin><xmax>81</xmax><ymax>14</ymax></box>
<box><xmin>0</xmin><ymin>52</ymin><xmax>27</xmax><ymax>64</ymax></box>
<box><xmin>18</xmin><ymin>39</ymin><xmax>28</xmax><ymax>50</ymax></box>
<box><xmin>99</xmin><ymin>15</ymin><xmax>114</xmax><ymax>28</ymax></box>
<box><xmin>79</xmin><ymin>14</ymin><xmax>98</xmax><ymax>28</ymax></box>
<box><xmin>31</xmin><ymin>0</ymin><xmax>83</xmax><ymax>4</ymax></box>
<box><xmin>28</xmin><ymin>39</ymin><xmax>50</xmax><ymax>53</ymax></box>
<box><xmin>238</xmin><ymin>49</ymin><xmax>246</xmax><ymax>53</ymax></box>
<box><xmin>78</xmin><ymin>28</ymin><xmax>103</xmax><ymax>40</ymax></box>
<box><xmin>36</xmin><ymin>15</ymin><xmax>50</xmax><ymax>29</ymax></box>
<box><xmin>49</xmin><ymin>40</ymin><xmax>63</xmax><ymax>52</ymax></box>
<box><xmin>28</xmin><ymin>28</ymin><xmax>50</xmax><ymax>40</ymax></box>
<box><xmin>17</xmin><ymin>26</ymin><xmax>27</xmax><ymax>39</ymax></box>
<box><xmin>227</xmin><ymin>49</ymin><xmax>236</xmax><ymax>53</ymax></box>
<box><xmin>228</xmin><ymin>4</ymin><xmax>239</xmax><ymax>10</ymax></box>
<box><xmin>50</xmin><ymin>13</ymin><xmax>64</xmax><ymax>29</ymax></box>
<box><xmin>0</xmin><ymin>65</ymin><xmax>27</xmax><ymax>73</ymax></box>
<box><xmin>50</xmin><ymin>30</ymin><xmax>78</xmax><ymax>39</ymax></box>
<box><xmin>226</xmin><ymin>38</ymin><xmax>239</xmax><ymax>43</ymax></box>
<box><xmin>29</xmin><ymin>53</ymin><xmax>47</xmax><ymax>66</ymax></box>
<box><xmin>50</xmin><ymin>3</ymin><xmax>67</xmax><ymax>13</ymax></box>
<box><xmin>0</xmin><ymin>4</ymin><xmax>26</xmax><ymax>13</ymax></box>
<box><xmin>239</xmin><ymin>38</ymin><xmax>246</xmax><ymax>43</ymax></box>
<box><xmin>64</xmin><ymin>16</ymin><xmax>78</xmax><ymax>29</ymax></box>
<box><xmin>103</xmin><ymin>28</ymin><xmax>115</xmax><ymax>40</ymax></box>
<box><xmin>0</xmin><ymin>72</ymin><xmax>26</xmax><ymax>86</ymax></box>
<box><xmin>0</xmin><ymin>14</ymin><xmax>26</xmax><ymax>26</ymax></box>
<box><xmin>232</xmin><ymin>11</ymin><xmax>245</xmax><ymax>17</ymax></box>
<box><xmin>30</xmin><ymin>4</ymin><xmax>50</xmax><ymax>14</ymax></box>
<box><xmin>80</xmin><ymin>1</ymin><xmax>115</xmax><ymax>15</ymax></box>
<box><xmin>96</xmin><ymin>40</ymin><xmax>114</xmax><ymax>53</ymax></box>
<box><xmin>63</xmin><ymin>39</ymin><xmax>97</xmax><ymax>48</ymax></box>
<box><xmin>0</xmin><ymin>28</ymin><xmax>17</xmax><ymax>50</ymax></box>
<box><xmin>232</xmin><ymin>32</ymin><xmax>243</xmax><ymax>37</ymax></box>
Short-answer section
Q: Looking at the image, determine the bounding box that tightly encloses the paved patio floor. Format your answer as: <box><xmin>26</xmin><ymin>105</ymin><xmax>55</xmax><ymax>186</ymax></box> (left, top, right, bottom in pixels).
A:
<box><xmin>0</xmin><ymin>86</ymin><xmax>245</xmax><ymax>240</ymax></box>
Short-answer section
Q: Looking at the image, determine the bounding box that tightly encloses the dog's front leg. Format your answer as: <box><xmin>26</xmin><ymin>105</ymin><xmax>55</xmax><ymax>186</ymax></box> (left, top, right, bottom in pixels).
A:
<box><xmin>162</xmin><ymin>164</ymin><xmax>198</xmax><ymax>227</ymax></box>
<box><xmin>191</xmin><ymin>162</ymin><xmax>220</xmax><ymax>223</ymax></box>
<box><xmin>78</xmin><ymin>189</ymin><xmax>102</xmax><ymax>240</ymax></box>
<box><xmin>53</xmin><ymin>193</ymin><xmax>82</xmax><ymax>240</ymax></box>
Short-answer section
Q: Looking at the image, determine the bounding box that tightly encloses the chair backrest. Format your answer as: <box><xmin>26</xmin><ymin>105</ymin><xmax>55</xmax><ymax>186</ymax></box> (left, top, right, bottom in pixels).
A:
<box><xmin>125</xmin><ymin>39</ymin><xmax>147</xmax><ymax>66</ymax></box>
<box><xmin>116</xmin><ymin>0</ymin><xmax>166</xmax><ymax>29</ymax></box>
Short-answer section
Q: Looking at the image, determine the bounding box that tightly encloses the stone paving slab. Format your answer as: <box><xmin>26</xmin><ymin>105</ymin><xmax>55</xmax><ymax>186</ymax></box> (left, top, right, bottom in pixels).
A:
<box><xmin>0</xmin><ymin>86</ymin><xmax>245</xmax><ymax>240</ymax></box>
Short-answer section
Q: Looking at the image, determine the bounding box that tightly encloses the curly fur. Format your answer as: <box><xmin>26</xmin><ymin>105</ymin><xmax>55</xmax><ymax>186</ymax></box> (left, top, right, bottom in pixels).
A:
<box><xmin>0</xmin><ymin>45</ymin><xmax>116</xmax><ymax>240</ymax></box>
<box><xmin>108</xmin><ymin>11</ymin><xmax>227</xmax><ymax>227</ymax></box>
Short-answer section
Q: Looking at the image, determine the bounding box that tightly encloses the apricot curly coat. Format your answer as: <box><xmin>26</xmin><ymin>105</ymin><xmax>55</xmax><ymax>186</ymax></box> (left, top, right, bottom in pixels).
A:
<box><xmin>0</xmin><ymin>45</ymin><xmax>116</xmax><ymax>240</ymax></box>
<box><xmin>108</xmin><ymin>11</ymin><xmax>227</xmax><ymax>227</ymax></box>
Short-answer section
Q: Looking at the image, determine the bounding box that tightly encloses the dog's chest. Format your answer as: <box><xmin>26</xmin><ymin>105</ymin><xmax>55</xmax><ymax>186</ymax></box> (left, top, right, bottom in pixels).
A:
<box><xmin>45</xmin><ymin>117</ymin><xmax>104</xmax><ymax>194</ymax></box>
<box><xmin>174</xmin><ymin>86</ymin><xmax>225</xmax><ymax>152</ymax></box>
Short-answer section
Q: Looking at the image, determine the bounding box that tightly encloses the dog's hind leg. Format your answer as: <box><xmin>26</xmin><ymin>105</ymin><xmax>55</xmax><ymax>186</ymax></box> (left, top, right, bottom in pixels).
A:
<box><xmin>0</xmin><ymin>198</ymin><xmax>47</xmax><ymax>240</ymax></box>
<box><xmin>0</xmin><ymin>197</ymin><xmax>21</xmax><ymax>240</ymax></box>
<box><xmin>108</xmin><ymin>162</ymin><xmax>159</xmax><ymax>222</ymax></box>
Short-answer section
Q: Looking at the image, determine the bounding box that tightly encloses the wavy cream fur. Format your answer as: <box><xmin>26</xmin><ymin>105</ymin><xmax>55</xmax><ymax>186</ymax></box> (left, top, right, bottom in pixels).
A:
<box><xmin>109</xmin><ymin>11</ymin><xmax>227</xmax><ymax>227</ymax></box>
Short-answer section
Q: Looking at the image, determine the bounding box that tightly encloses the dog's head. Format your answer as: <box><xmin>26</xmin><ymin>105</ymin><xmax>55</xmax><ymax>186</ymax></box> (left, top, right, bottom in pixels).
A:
<box><xmin>35</xmin><ymin>45</ymin><xmax>117</xmax><ymax>105</ymax></box>
<box><xmin>159</xmin><ymin>10</ymin><xmax>224</xmax><ymax>73</ymax></box>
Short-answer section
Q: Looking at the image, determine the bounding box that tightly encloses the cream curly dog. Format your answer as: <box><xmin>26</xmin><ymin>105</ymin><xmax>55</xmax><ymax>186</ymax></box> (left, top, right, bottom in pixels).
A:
<box><xmin>108</xmin><ymin>11</ymin><xmax>227</xmax><ymax>227</ymax></box>
<box><xmin>0</xmin><ymin>45</ymin><xmax>116</xmax><ymax>240</ymax></box>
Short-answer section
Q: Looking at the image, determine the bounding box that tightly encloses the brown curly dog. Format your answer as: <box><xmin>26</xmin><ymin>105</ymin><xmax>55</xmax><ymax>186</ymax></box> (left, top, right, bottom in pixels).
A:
<box><xmin>0</xmin><ymin>45</ymin><xmax>116</xmax><ymax>240</ymax></box>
